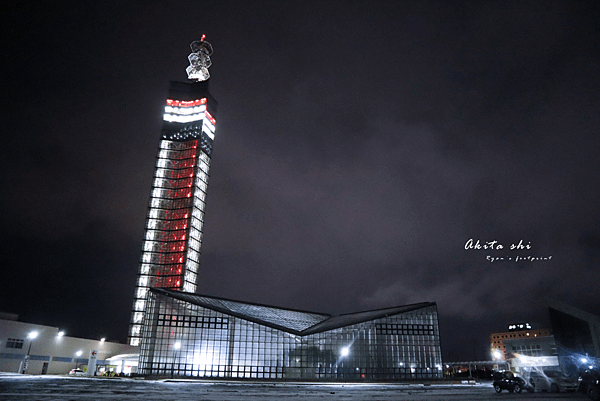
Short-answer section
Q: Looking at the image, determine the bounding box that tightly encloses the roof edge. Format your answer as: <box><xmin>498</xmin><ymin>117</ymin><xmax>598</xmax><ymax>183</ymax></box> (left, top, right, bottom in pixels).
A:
<box><xmin>301</xmin><ymin>302</ymin><xmax>438</xmax><ymax>336</ymax></box>
<box><xmin>150</xmin><ymin>289</ymin><xmax>438</xmax><ymax>337</ymax></box>
<box><xmin>336</xmin><ymin>301</ymin><xmax>436</xmax><ymax>317</ymax></box>
<box><xmin>150</xmin><ymin>288</ymin><xmax>319</xmax><ymax>335</ymax></box>
<box><xmin>151</xmin><ymin>288</ymin><xmax>330</xmax><ymax>317</ymax></box>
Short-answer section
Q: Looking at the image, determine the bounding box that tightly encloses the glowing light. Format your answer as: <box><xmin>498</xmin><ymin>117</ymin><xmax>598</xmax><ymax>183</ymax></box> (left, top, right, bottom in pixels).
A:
<box><xmin>174</xmin><ymin>341</ymin><xmax>181</xmax><ymax>350</ymax></box>
<box><xmin>193</xmin><ymin>349</ymin><xmax>214</xmax><ymax>367</ymax></box>
<box><xmin>163</xmin><ymin>113</ymin><xmax>205</xmax><ymax>123</ymax></box>
<box><xmin>205</xmin><ymin>111</ymin><xmax>216</xmax><ymax>125</ymax></box>
<box><xmin>76</xmin><ymin>350</ymin><xmax>83</xmax><ymax>357</ymax></box>
<box><xmin>100</xmin><ymin>338</ymin><xmax>106</xmax><ymax>343</ymax></box>
<box><xmin>57</xmin><ymin>331</ymin><xmax>65</xmax><ymax>337</ymax></box>
<box><xmin>493</xmin><ymin>350</ymin><xmax>502</xmax><ymax>360</ymax></box>
<box><xmin>341</xmin><ymin>346</ymin><xmax>350</xmax><ymax>357</ymax></box>
<box><xmin>166</xmin><ymin>98</ymin><xmax>206</xmax><ymax>107</ymax></box>
<box><xmin>28</xmin><ymin>331</ymin><xmax>38</xmax><ymax>340</ymax></box>
<box><xmin>582</xmin><ymin>358</ymin><xmax>588</xmax><ymax>363</ymax></box>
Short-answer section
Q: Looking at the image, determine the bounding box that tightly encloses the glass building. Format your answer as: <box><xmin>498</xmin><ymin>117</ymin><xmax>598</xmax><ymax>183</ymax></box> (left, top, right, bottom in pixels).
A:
<box><xmin>129</xmin><ymin>39</ymin><xmax>217</xmax><ymax>346</ymax></box>
<box><xmin>138</xmin><ymin>288</ymin><xmax>443</xmax><ymax>381</ymax></box>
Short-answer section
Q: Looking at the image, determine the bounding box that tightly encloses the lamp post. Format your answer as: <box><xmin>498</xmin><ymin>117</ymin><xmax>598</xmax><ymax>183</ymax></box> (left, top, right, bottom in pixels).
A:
<box><xmin>74</xmin><ymin>350</ymin><xmax>83</xmax><ymax>370</ymax></box>
<box><xmin>337</xmin><ymin>346</ymin><xmax>350</xmax><ymax>379</ymax></box>
<box><xmin>171</xmin><ymin>341</ymin><xmax>181</xmax><ymax>379</ymax></box>
<box><xmin>21</xmin><ymin>331</ymin><xmax>38</xmax><ymax>374</ymax></box>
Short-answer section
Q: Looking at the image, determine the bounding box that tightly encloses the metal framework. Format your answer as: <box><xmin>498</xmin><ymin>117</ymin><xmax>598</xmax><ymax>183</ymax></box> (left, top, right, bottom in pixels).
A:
<box><xmin>139</xmin><ymin>289</ymin><xmax>443</xmax><ymax>381</ymax></box>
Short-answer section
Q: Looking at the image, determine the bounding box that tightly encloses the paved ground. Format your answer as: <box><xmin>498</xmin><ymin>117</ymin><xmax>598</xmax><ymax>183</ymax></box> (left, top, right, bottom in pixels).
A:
<box><xmin>0</xmin><ymin>374</ymin><xmax>590</xmax><ymax>400</ymax></box>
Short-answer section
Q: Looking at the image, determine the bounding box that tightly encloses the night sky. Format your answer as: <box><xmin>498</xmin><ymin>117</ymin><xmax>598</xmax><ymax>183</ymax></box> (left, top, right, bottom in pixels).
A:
<box><xmin>2</xmin><ymin>1</ymin><xmax>599</xmax><ymax>361</ymax></box>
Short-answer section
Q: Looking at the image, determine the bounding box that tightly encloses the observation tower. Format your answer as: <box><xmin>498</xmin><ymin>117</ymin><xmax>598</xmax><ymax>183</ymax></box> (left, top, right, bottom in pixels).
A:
<box><xmin>128</xmin><ymin>37</ymin><xmax>218</xmax><ymax>346</ymax></box>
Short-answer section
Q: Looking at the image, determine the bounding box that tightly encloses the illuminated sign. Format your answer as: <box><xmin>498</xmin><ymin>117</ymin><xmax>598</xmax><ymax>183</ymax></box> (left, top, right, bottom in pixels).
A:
<box><xmin>508</xmin><ymin>323</ymin><xmax>532</xmax><ymax>331</ymax></box>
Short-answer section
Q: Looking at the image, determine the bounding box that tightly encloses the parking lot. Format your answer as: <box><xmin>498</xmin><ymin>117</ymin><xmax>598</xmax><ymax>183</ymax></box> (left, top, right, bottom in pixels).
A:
<box><xmin>0</xmin><ymin>374</ymin><xmax>590</xmax><ymax>400</ymax></box>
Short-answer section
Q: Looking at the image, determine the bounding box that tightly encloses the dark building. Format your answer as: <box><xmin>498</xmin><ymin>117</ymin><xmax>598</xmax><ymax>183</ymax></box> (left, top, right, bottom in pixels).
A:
<box><xmin>138</xmin><ymin>288</ymin><xmax>443</xmax><ymax>381</ymax></box>
<box><xmin>547</xmin><ymin>298</ymin><xmax>600</xmax><ymax>374</ymax></box>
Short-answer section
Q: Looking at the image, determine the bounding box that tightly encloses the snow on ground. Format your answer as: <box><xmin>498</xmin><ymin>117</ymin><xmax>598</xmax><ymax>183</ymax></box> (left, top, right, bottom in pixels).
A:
<box><xmin>0</xmin><ymin>373</ymin><xmax>587</xmax><ymax>400</ymax></box>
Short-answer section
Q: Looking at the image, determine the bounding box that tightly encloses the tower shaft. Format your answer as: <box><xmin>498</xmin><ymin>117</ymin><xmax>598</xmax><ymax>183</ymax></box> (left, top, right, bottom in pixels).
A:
<box><xmin>129</xmin><ymin>80</ymin><xmax>217</xmax><ymax>346</ymax></box>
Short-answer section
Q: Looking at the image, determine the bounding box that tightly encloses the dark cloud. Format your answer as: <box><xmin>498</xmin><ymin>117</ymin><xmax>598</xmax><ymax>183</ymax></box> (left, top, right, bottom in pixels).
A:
<box><xmin>1</xmin><ymin>0</ymin><xmax>599</xmax><ymax>359</ymax></box>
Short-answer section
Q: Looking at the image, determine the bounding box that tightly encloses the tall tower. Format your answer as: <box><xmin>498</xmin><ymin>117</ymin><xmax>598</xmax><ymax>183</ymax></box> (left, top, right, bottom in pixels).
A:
<box><xmin>128</xmin><ymin>38</ymin><xmax>217</xmax><ymax>346</ymax></box>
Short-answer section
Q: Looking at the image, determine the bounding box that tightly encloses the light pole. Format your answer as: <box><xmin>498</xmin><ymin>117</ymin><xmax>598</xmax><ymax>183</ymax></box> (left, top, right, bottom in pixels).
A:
<box><xmin>74</xmin><ymin>350</ymin><xmax>83</xmax><ymax>370</ymax></box>
<box><xmin>338</xmin><ymin>346</ymin><xmax>350</xmax><ymax>379</ymax></box>
<box><xmin>171</xmin><ymin>341</ymin><xmax>181</xmax><ymax>379</ymax></box>
<box><xmin>21</xmin><ymin>331</ymin><xmax>38</xmax><ymax>374</ymax></box>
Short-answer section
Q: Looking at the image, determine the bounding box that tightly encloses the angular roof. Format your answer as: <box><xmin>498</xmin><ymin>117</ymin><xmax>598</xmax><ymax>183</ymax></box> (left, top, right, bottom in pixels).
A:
<box><xmin>151</xmin><ymin>288</ymin><xmax>435</xmax><ymax>336</ymax></box>
<box><xmin>300</xmin><ymin>303</ymin><xmax>436</xmax><ymax>335</ymax></box>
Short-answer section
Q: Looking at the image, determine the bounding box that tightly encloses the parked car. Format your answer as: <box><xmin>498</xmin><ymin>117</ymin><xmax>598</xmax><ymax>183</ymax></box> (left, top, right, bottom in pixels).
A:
<box><xmin>69</xmin><ymin>368</ymin><xmax>85</xmax><ymax>376</ymax></box>
<box><xmin>524</xmin><ymin>369</ymin><xmax>578</xmax><ymax>392</ymax></box>
<box><xmin>493</xmin><ymin>371</ymin><xmax>532</xmax><ymax>393</ymax></box>
<box><xmin>579</xmin><ymin>370</ymin><xmax>600</xmax><ymax>401</ymax></box>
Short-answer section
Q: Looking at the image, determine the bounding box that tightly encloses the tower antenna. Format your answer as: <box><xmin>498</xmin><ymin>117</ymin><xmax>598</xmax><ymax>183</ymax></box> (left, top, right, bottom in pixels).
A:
<box><xmin>186</xmin><ymin>35</ymin><xmax>213</xmax><ymax>81</ymax></box>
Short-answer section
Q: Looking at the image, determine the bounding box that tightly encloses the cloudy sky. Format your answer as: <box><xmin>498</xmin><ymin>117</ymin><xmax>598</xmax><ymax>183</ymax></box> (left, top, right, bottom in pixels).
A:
<box><xmin>2</xmin><ymin>0</ymin><xmax>599</xmax><ymax>360</ymax></box>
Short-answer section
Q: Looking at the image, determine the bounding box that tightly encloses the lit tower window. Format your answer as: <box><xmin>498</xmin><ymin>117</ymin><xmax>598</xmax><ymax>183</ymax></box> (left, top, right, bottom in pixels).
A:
<box><xmin>128</xmin><ymin>37</ymin><xmax>217</xmax><ymax>346</ymax></box>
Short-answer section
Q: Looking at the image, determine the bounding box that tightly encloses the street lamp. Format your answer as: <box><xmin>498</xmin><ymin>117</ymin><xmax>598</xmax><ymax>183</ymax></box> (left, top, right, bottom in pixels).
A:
<box><xmin>171</xmin><ymin>341</ymin><xmax>181</xmax><ymax>379</ymax></box>
<box><xmin>492</xmin><ymin>350</ymin><xmax>502</xmax><ymax>360</ymax></box>
<box><xmin>21</xmin><ymin>331</ymin><xmax>38</xmax><ymax>374</ymax></box>
<box><xmin>75</xmin><ymin>350</ymin><xmax>83</xmax><ymax>369</ymax></box>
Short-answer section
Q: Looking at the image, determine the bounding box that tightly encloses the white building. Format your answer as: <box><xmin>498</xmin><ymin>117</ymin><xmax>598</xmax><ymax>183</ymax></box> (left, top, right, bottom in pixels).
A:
<box><xmin>0</xmin><ymin>314</ymin><xmax>138</xmax><ymax>375</ymax></box>
<box><xmin>504</xmin><ymin>335</ymin><xmax>559</xmax><ymax>374</ymax></box>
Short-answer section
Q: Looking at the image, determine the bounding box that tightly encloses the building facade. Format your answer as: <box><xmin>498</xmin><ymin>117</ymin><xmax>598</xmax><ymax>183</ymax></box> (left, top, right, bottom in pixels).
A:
<box><xmin>138</xmin><ymin>288</ymin><xmax>443</xmax><ymax>381</ymax></box>
<box><xmin>0</xmin><ymin>315</ymin><xmax>137</xmax><ymax>375</ymax></box>
<box><xmin>129</xmin><ymin>39</ymin><xmax>217</xmax><ymax>346</ymax></box>
<box><xmin>503</xmin><ymin>335</ymin><xmax>559</xmax><ymax>374</ymax></box>
<box><xmin>489</xmin><ymin>325</ymin><xmax>552</xmax><ymax>361</ymax></box>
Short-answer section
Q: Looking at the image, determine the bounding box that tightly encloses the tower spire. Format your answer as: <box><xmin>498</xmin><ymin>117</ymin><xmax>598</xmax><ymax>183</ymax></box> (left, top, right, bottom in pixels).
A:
<box><xmin>186</xmin><ymin>36</ymin><xmax>213</xmax><ymax>81</ymax></box>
